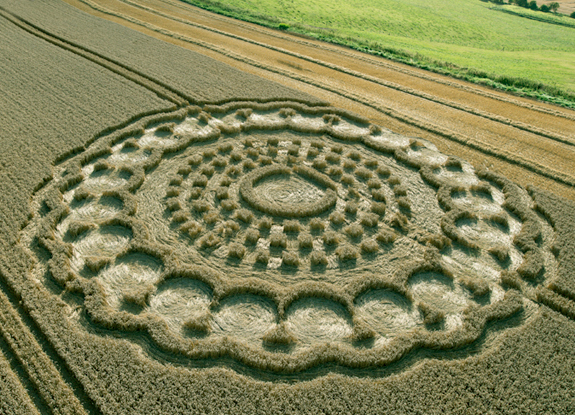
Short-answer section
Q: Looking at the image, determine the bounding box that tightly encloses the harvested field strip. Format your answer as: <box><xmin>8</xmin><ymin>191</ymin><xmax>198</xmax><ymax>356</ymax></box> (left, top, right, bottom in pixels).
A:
<box><xmin>178</xmin><ymin>0</ymin><xmax>575</xmax><ymax>106</ymax></box>
<box><xmin>65</xmin><ymin>0</ymin><xmax>575</xmax><ymax>189</ymax></box>
<box><xmin>93</xmin><ymin>0</ymin><xmax>575</xmax><ymax>141</ymax></box>
<box><xmin>58</xmin><ymin>2</ymin><xmax>569</xmax><ymax>153</ymax></box>
<box><xmin>113</xmin><ymin>0</ymin><xmax>575</xmax><ymax>148</ymax></box>
<box><xmin>140</xmin><ymin>0</ymin><xmax>575</xmax><ymax>147</ymax></box>
<box><xmin>158</xmin><ymin>0</ymin><xmax>575</xmax><ymax>124</ymax></box>
<box><xmin>0</xmin><ymin>9</ymin><xmax>187</xmax><ymax>106</ymax></box>
<box><xmin>0</xmin><ymin>285</ymin><xmax>87</xmax><ymax>415</ymax></box>
<box><xmin>72</xmin><ymin>0</ymin><xmax>575</xmax><ymax>177</ymax></box>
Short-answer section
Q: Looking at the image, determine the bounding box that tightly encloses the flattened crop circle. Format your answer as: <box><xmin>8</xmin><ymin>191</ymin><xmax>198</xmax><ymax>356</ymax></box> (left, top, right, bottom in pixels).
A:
<box><xmin>20</xmin><ymin>101</ymin><xmax>559</xmax><ymax>377</ymax></box>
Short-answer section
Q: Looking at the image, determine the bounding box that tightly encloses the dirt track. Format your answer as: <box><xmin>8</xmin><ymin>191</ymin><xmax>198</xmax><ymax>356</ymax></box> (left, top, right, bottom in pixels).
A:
<box><xmin>64</xmin><ymin>0</ymin><xmax>575</xmax><ymax>201</ymax></box>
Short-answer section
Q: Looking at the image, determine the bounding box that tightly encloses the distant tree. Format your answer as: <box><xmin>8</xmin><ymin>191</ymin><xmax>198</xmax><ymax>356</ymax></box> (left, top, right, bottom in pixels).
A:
<box><xmin>517</xmin><ymin>0</ymin><xmax>529</xmax><ymax>7</ymax></box>
<box><xmin>540</xmin><ymin>4</ymin><xmax>550</xmax><ymax>11</ymax></box>
<box><xmin>529</xmin><ymin>0</ymin><xmax>539</xmax><ymax>9</ymax></box>
<box><xmin>571</xmin><ymin>11</ymin><xmax>575</xmax><ymax>18</ymax></box>
<box><xmin>548</xmin><ymin>2</ymin><xmax>560</xmax><ymax>12</ymax></box>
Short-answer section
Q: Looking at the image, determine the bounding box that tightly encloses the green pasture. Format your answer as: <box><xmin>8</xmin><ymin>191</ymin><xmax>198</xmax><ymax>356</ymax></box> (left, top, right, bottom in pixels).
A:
<box><xmin>183</xmin><ymin>0</ymin><xmax>575</xmax><ymax>107</ymax></box>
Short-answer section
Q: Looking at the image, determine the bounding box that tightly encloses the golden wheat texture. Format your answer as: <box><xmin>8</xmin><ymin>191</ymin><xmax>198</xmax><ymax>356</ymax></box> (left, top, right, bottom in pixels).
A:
<box><xmin>1</xmin><ymin>1</ymin><xmax>575</xmax><ymax>414</ymax></box>
<box><xmin>0</xmin><ymin>347</ymin><xmax>39</xmax><ymax>415</ymax></box>
<box><xmin>0</xmin><ymin>0</ymin><xmax>324</xmax><ymax>107</ymax></box>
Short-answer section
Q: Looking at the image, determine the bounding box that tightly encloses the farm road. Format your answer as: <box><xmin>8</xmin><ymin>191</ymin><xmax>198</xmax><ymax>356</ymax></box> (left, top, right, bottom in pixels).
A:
<box><xmin>67</xmin><ymin>0</ymin><xmax>575</xmax><ymax>200</ymax></box>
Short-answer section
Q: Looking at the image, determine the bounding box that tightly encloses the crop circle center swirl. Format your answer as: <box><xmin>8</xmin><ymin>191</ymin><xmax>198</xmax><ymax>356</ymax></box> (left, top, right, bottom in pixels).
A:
<box><xmin>240</xmin><ymin>165</ymin><xmax>337</xmax><ymax>217</ymax></box>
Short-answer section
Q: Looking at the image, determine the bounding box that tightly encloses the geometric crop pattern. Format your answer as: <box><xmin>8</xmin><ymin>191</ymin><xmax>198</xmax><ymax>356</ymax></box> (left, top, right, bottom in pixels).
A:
<box><xmin>21</xmin><ymin>102</ymin><xmax>558</xmax><ymax>374</ymax></box>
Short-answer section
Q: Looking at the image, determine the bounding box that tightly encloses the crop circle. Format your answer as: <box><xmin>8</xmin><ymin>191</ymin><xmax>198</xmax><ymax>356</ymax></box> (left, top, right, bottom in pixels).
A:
<box><xmin>21</xmin><ymin>102</ymin><xmax>558</xmax><ymax>376</ymax></box>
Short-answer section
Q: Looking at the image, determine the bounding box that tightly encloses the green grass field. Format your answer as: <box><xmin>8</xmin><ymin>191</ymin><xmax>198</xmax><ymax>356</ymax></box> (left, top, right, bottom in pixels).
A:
<box><xmin>184</xmin><ymin>0</ymin><xmax>575</xmax><ymax>107</ymax></box>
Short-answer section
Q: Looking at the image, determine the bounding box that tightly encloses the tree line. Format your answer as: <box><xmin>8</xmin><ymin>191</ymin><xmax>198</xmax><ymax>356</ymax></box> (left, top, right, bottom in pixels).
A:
<box><xmin>486</xmin><ymin>0</ymin><xmax>575</xmax><ymax>17</ymax></box>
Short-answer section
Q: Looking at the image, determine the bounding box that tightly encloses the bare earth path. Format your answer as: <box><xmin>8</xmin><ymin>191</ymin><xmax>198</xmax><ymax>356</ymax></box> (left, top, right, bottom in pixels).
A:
<box><xmin>63</xmin><ymin>0</ymin><xmax>575</xmax><ymax>201</ymax></box>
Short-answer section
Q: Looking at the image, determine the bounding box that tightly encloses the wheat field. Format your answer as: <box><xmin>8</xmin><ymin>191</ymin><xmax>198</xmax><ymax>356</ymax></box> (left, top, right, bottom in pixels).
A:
<box><xmin>1</xmin><ymin>1</ymin><xmax>575</xmax><ymax>414</ymax></box>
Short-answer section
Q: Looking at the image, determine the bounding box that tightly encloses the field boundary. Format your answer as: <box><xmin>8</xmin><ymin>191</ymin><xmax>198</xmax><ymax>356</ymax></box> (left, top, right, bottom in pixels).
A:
<box><xmin>113</xmin><ymin>0</ymin><xmax>575</xmax><ymax>148</ymax></box>
<box><xmin>72</xmin><ymin>0</ymin><xmax>575</xmax><ymax>188</ymax></box>
<box><xmin>176</xmin><ymin>0</ymin><xmax>575</xmax><ymax>109</ymax></box>
<box><xmin>165</xmin><ymin>0</ymin><xmax>575</xmax><ymax>122</ymax></box>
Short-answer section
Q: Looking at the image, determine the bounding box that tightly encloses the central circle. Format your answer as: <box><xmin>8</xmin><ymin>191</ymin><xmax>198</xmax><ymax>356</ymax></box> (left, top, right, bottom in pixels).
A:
<box><xmin>240</xmin><ymin>165</ymin><xmax>337</xmax><ymax>217</ymax></box>
<box><xmin>256</xmin><ymin>174</ymin><xmax>326</xmax><ymax>210</ymax></box>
